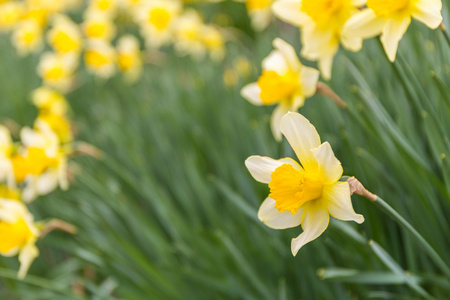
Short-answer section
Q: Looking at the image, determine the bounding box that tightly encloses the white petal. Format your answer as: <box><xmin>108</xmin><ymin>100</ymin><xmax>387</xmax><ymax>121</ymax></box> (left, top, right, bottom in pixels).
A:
<box><xmin>343</xmin><ymin>9</ymin><xmax>385</xmax><ymax>39</ymax></box>
<box><xmin>323</xmin><ymin>182</ymin><xmax>364</xmax><ymax>224</ymax></box>
<box><xmin>318</xmin><ymin>55</ymin><xmax>334</xmax><ymax>81</ymax></box>
<box><xmin>312</xmin><ymin>142</ymin><xmax>343</xmax><ymax>184</ymax></box>
<box><xmin>412</xmin><ymin>0</ymin><xmax>442</xmax><ymax>29</ymax></box>
<box><xmin>271</xmin><ymin>103</ymin><xmax>290</xmax><ymax>142</ymax></box>
<box><xmin>258</xmin><ymin>197</ymin><xmax>303</xmax><ymax>229</ymax></box>
<box><xmin>273</xmin><ymin>38</ymin><xmax>301</xmax><ymax>72</ymax></box>
<box><xmin>350</xmin><ymin>0</ymin><xmax>366</xmax><ymax>6</ymax></box>
<box><xmin>380</xmin><ymin>16</ymin><xmax>411</xmax><ymax>62</ymax></box>
<box><xmin>290</xmin><ymin>94</ymin><xmax>305</xmax><ymax>111</ymax></box>
<box><xmin>22</xmin><ymin>177</ymin><xmax>38</xmax><ymax>203</ymax></box>
<box><xmin>262</xmin><ymin>50</ymin><xmax>289</xmax><ymax>74</ymax></box>
<box><xmin>36</xmin><ymin>170</ymin><xmax>59</xmax><ymax>196</ymax></box>
<box><xmin>241</xmin><ymin>83</ymin><xmax>264</xmax><ymax>106</ymax></box>
<box><xmin>245</xmin><ymin>155</ymin><xmax>301</xmax><ymax>184</ymax></box>
<box><xmin>291</xmin><ymin>206</ymin><xmax>329</xmax><ymax>256</ymax></box>
<box><xmin>272</xmin><ymin>0</ymin><xmax>307</xmax><ymax>27</ymax></box>
<box><xmin>249</xmin><ymin>8</ymin><xmax>272</xmax><ymax>31</ymax></box>
<box><xmin>340</xmin><ymin>34</ymin><xmax>363</xmax><ymax>52</ymax></box>
<box><xmin>299</xmin><ymin>66</ymin><xmax>319</xmax><ymax>97</ymax></box>
<box><xmin>280</xmin><ymin>112</ymin><xmax>321</xmax><ymax>171</ymax></box>
<box><xmin>18</xmin><ymin>239</ymin><xmax>39</xmax><ymax>279</ymax></box>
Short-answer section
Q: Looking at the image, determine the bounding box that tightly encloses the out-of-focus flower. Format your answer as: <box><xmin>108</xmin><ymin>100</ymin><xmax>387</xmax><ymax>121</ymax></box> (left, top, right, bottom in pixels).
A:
<box><xmin>245</xmin><ymin>112</ymin><xmax>364</xmax><ymax>256</ymax></box>
<box><xmin>240</xmin><ymin>38</ymin><xmax>319</xmax><ymax>141</ymax></box>
<box><xmin>11</xmin><ymin>19</ymin><xmax>43</xmax><ymax>56</ymax></box>
<box><xmin>0</xmin><ymin>2</ymin><xmax>24</xmax><ymax>31</ymax></box>
<box><xmin>343</xmin><ymin>0</ymin><xmax>442</xmax><ymax>62</ymax></box>
<box><xmin>87</xmin><ymin>0</ymin><xmax>118</xmax><ymax>16</ymax></box>
<box><xmin>173</xmin><ymin>9</ymin><xmax>205</xmax><ymax>59</ymax></box>
<box><xmin>37</xmin><ymin>52</ymin><xmax>78</xmax><ymax>91</ymax></box>
<box><xmin>116</xmin><ymin>35</ymin><xmax>142</xmax><ymax>82</ymax></box>
<box><xmin>234</xmin><ymin>56</ymin><xmax>253</xmax><ymax>78</ymax></box>
<box><xmin>272</xmin><ymin>0</ymin><xmax>365</xmax><ymax>80</ymax></box>
<box><xmin>47</xmin><ymin>14</ymin><xmax>83</xmax><ymax>54</ymax></box>
<box><xmin>32</xmin><ymin>86</ymin><xmax>69</xmax><ymax>116</ymax></box>
<box><xmin>84</xmin><ymin>40</ymin><xmax>116</xmax><ymax>78</ymax></box>
<box><xmin>245</xmin><ymin>0</ymin><xmax>274</xmax><ymax>31</ymax></box>
<box><xmin>0</xmin><ymin>198</ymin><xmax>40</xmax><ymax>279</ymax></box>
<box><xmin>201</xmin><ymin>24</ymin><xmax>225</xmax><ymax>61</ymax></box>
<box><xmin>137</xmin><ymin>0</ymin><xmax>182</xmax><ymax>48</ymax></box>
<box><xmin>0</xmin><ymin>126</ymin><xmax>15</xmax><ymax>188</ymax></box>
<box><xmin>12</xmin><ymin>121</ymin><xmax>68</xmax><ymax>202</ymax></box>
<box><xmin>83</xmin><ymin>11</ymin><xmax>116</xmax><ymax>41</ymax></box>
<box><xmin>0</xmin><ymin>185</ymin><xmax>20</xmax><ymax>200</ymax></box>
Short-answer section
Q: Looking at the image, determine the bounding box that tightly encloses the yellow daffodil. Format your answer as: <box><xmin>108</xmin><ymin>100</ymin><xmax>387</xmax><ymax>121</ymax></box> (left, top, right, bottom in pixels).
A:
<box><xmin>240</xmin><ymin>38</ymin><xmax>319</xmax><ymax>141</ymax></box>
<box><xmin>201</xmin><ymin>24</ymin><xmax>226</xmax><ymax>61</ymax></box>
<box><xmin>272</xmin><ymin>0</ymin><xmax>365</xmax><ymax>80</ymax></box>
<box><xmin>245</xmin><ymin>0</ymin><xmax>274</xmax><ymax>31</ymax></box>
<box><xmin>0</xmin><ymin>185</ymin><xmax>20</xmax><ymax>200</ymax></box>
<box><xmin>0</xmin><ymin>198</ymin><xmax>40</xmax><ymax>279</ymax></box>
<box><xmin>0</xmin><ymin>125</ymin><xmax>15</xmax><ymax>188</ymax></box>
<box><xmin>83</xmin><ymin>10</ymin><xmax>116</xmax><ymax>41</ymax></box>
<box><xmin>12</xmin><ymin>121</ymin><xmax>68</xmax><ymax>202</ymax></box>
<box><xmin>0</xmin><ymin>2</ymin><xmax>24</xmax><ymax>31</ymax></box>
<box><xmin>37</xmin><ymin>52</ymin><xmax>78</xmax><ymax>91</ymax></box>
<box><xmin>343</xmin><ymin>0</ymin><xmax>442</xmax><ymax>62</ymax></box>
<box><xmin>84</xmin><ymin>40</ymin><xmax>116</xmax><ymax>78</ymax></box>
<box><xmin>137</xmin><ymin>0</ymin><xmax>182</xmax><ymax>48</ymax></box>
<box><xmin>87</xmin><ymin>0</ymin><xmax>118</xmax><ymax>17</ymax></box>
<box><xmin>173</xmin><ymin>10</ymin><xmax>205</xmax><ymax>59</ymax></box>
<box><xmin>47</xmin><ymin>14</ymin><xmax>83</xmax><ymax>54</ymax></box>
<box><xmin>246</xmin><ymin>112</ymin><xmax>364</xmax><ymax>255</ymax></box>
<box><xmin>11</xmin><ymin>19</ymin><xmax>43</xmax><ymax>56</ymax></box>
<box><xmin>116</xmin><ymin>35</ymin><xmax>142</xmax><ymax>83</ymax></box>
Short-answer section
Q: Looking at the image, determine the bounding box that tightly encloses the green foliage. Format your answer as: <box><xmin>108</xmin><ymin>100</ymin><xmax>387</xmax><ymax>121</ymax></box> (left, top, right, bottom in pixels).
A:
<box><xmin>1</xmin><ymin>3</ymin><xmax>450</xmax><ymax>299</ymax></box>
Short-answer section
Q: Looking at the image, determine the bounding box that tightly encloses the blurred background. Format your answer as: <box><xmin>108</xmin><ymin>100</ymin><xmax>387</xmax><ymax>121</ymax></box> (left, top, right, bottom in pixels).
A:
<box><xmin>1</xmin><ymin>0</ymin><xmax>450</xmax><ymax>299</ymax></box>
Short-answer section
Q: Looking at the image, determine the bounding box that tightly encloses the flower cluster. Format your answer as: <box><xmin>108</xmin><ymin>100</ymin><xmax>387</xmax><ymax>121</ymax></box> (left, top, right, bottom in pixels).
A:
<box><xmin>0</xmin><ymin>86</ymin><xmax>78</xmax><ymax>278</ymax></box>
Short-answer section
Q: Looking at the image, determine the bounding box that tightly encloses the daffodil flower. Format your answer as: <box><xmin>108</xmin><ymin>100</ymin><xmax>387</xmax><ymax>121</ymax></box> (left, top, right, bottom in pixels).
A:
<box><xmin>240</xmin><ymin>38</ymin><xmax>319</xmax><ymax>141</ymax></box>
<box><xmin>116</xmin><ymin>35</ymin><xmax>142</xmax><ymax>83</ymax></box>
<box><xmin>245</xmin><ymin>112</ymin><xmax>364</xmax><ymax>255</ymax></box>
<box><xmin>11</xmin><ymin>19</ymin><xmax>43</xmax><ymax>56</ymax></box>
<box><xmin>244</xmin><ymin>0</ymin><xmax>274</xmax><ymax>31</ymax></box>
<box><xmin>272</xmin><ymin>0</ymin><xmax>365</xmax><ymax>80</ymax></box>
<box><xmin>47</xmin><ymin>14</ymin><xmax>83</xmax><ymax>55</ymax></box>
<box><xmin>343</xmin><ymin>0</ymin><xmax>443</xmax><ymax>62</ymax></box>
<box><xmin>83</xmin><ymin>10</ymin><xmax>116</xmax><ymax>41</ymax></box>
<box><xmin>173</xmin><ymin>10</ymin><xmax>206</xmax><ymax>59</ymax></box>
<box><xmin>0</xmin><ymin>198</ymin><xmax>40</xmax><ymax>279</ymax></box>
<box><xmin>37</xmin><ymin>52</ymin><xmax>78</xmax><ymax>92</ymax></box>
<box><xmin>84</xmin><ymin>40</ymin><xmax>117</xmax><ymax>78</ymax></box>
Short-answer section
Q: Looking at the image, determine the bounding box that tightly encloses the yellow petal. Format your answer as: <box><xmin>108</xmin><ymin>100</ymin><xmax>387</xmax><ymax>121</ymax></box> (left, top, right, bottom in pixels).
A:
<box><xmin>312</xmin><ymin>142</ymin><xmax>343</xmax><ymax>184</ymax></box>
<box><xmin>343</xmin><ymin>8</ymin><xmax>385</xmax><ymax>39</ymax></box>
<box><xmin>18</xmin><ymin>239</ymin><xmax>38</xmax><ymax>279</ymax></box>
<box><xmin>412</xmin><ymin>0</ymin><xmax>442</xmax><ymax>29</ymax></box>
<box><xmin>272</xmin><ymin>0</ymin><xmax>306</xmax><ymax>27</ymax></box>
<box><xmin>258</xmin><ymin>197</ymin><xmax>303</xmax><ymax>229</ymax></box>
<box><xmin>299</xmin><ymin>66</ymin><xmax>319</xmax><ymax>97</ymax></box>
<box><xmin>280</xmin><ymin>113</ymin><xmax>321</xmax><ymax>171</ymax></box>
<box><xmin>380</xmin><ymin>16</ymin><xmax>411</xmax><ymax>62</ymax></box>
<box><xmin>323</xmin><ymin>182</ymin><xmax>364</xmax><ymax>223</ymax></box>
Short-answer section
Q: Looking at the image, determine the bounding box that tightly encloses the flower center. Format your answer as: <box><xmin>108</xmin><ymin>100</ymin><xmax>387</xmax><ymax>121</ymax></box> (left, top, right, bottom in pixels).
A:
<box><xmin>86</xmin><ymin>23</ymin><xmax>106</xmax><ymax>38</ymax></box>
<box><xmin>301</xmin><ymin>0</ymin><xmax>351</xmax><ymax>27</ymax></box>
<box><xmin>12</xmin><ymin>147</ymin><xmax>57</xmax><ymax>182</ymax></box>
<box><xmin>117</xmin><ymin>53</ymin><xmax>135</xmax><ymax>71</ymax></box>
<box><xmin>0</xmin><ymin>218</ymin><xmax>32</xmax><ymax>254</ymax></box>
<box><xmin>149</xmin><ymin>8</ymin><xmax>171</xmax><ymax>30</ymax></box>
<box><xmin>269</xmin><ymin>164</ymin><xmax>324</xmax><ymax>214</ymax></box>
<box><xmin>44</xmin><ymin>65</ymin><xmax>64</xmax><ymax>80</ymax></box>
<box><xmin>85</xmin><ymin>50</ymin><xmax>109</xmax><ymax>67</ymax></box>
<box><xmin>367</xmin><ymin>0</ymin><xmax>411</xmax><ymax>17</ymax></box>
<box><xmin>257</xmin><ymin>70</ymin><xmax>299</xmax><ymax>105</ymax></box>
<box><xmin>246</xmin><ymin>0</ymin><xmax>271</xmax><ymax>11</ymax></box>
<box><xmin>52</xmin><ymin>31</ymin><xmax>79</xmax><ymax>53</ymax></box>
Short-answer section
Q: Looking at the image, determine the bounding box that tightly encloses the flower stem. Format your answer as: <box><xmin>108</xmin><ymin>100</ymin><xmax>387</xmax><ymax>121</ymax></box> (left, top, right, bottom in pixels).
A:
<box><xmin>349</xmin><ymin>177</ymin><xmax>450</xmax><ymax>279</ymax></box>
<box><xmin>440</xmin><ymin>23</ymin><xmax>450</xmax><ymax>48</ymax></box>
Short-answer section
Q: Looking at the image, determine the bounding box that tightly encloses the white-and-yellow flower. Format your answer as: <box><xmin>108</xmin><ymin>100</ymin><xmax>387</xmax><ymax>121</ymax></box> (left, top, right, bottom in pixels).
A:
<box><xmin>116</xmin><ymin>34</ymin><xmax>142</xmax><ymax>82</ymax></box>
<box><xmin>37</xmin><ymin>52</ymin><xmax>78</xmax><ymax>91</ymax></box>
<box><xmin>47</xmin><ymin>14</ymin><xmax>83</xmax><ymax>54</ymax></box>
<box><xmin>11</xmin><ymin>19</ymin><xmax>43</xmax><ymax>56</ymax></box>
<box><xmin>137</xmin><ymin>0</ymin><xmax>182</xmax><ymax>49</ymax></box>
<box><xmin>0</xmin><ymin>125</ymin><xmax>15</xmax><ymax>188</ymax></box>
<box><xmin>241</xmin><ymin>38</ymin><xmax>319</xmax><ymax>141</ymax></box>
<box><xmin>12</xmin><ymin>121</ymin><xmax>68</xmax><ymax>202</ymax></box>
<box><xmin>201</xmin><ymin>24</ymin><xmax>226</xmax><ymax>61</ymax></box>
<box><xmin>87</xmin><ymin>0</ymin><xmax>118</xmax><ymax>17</ymax></box>
<box><xmin>0</xmin><ymin>2</ymin><xmax>24</xmax><ymax>31</ymax></box>
<box><xmin>272</xmin><ymin>0</ymin><xmax>365</xmax><ymax>79</ymax></box>
<box><xmin>0</xmin><ymin>198</ymin><xmax>40</xmax><ymax>279</ymax></box>
<box><xmin>245</xmin><ymin>112</ymin><xmax>364</xmax><ymax>255</ymax></box>
<box><xmin>245</xmin><ymin>0</ymin><xmax>274</xmax><ymax>31</ymax></box>
<box><xmin>32</xmin><ymin>86</ymin><xmax>69</xmax><ymax>116</ymax></box>
<box><xmin>84</xmin><ymin>39</ymin><xmax>116</xmax><ymax>78</ymax></box>
<box><xmin>82</xmin><ymin>10</ymin><xmax>116</xmax><ymax>41</ymax></box>
<box><xmin>343</xmin><ymin>0</ymin><xmax>442</xmax><ymax>62</ymax></box>
<box><xmin>173</xmin><ymin>9</ymin><xmax>205</xmax><ymax>59</ymax></box>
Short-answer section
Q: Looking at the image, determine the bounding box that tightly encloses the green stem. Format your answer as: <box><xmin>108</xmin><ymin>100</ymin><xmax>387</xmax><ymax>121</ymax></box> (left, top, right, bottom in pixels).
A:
<box><xmin>440</xmin><ymin>25</ymin><xmax>450</xmax><ymax>48</ymax></box>
<box><xmin>373</xmin><ymin>196</ymin><xmax>450</xmax><ymax>279</ymax></box>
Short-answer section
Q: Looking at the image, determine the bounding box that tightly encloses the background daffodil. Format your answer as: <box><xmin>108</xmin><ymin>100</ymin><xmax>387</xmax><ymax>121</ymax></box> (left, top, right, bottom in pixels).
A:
<box><xmin>343</xmin><ymin>0</ymin><xmax>443</xmax><ymax>62</ymax></box>
<box><xmin>240</xmin><ymin>38</ymin><xmax>319</xmax><ymax>141</ymax></box>
<box><xmin>245</xmin><ymin>112</ymin><xmax>364</xmax><ymax>255</ymax></box>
